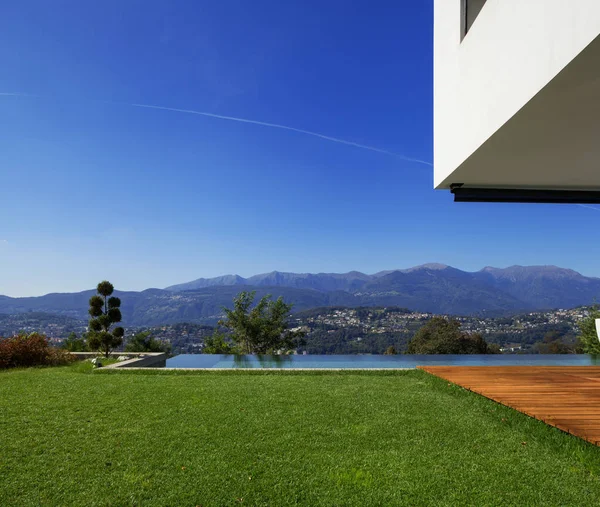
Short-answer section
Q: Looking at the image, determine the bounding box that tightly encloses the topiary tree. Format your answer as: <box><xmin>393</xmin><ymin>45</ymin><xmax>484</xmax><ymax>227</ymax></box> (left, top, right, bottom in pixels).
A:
<box><xmin>87</xmin><ymin>281</ymin><xmax>124</xmax><ymax>357</ymax></box>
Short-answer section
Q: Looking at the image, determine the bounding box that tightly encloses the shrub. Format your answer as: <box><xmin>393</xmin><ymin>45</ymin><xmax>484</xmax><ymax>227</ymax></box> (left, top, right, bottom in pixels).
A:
<box><xmin>406</xmin><ymin>317</ymin><xmax>499</xmax><ymax>354</ymax></box>
<box><xmin>577</xmin><ymin>308</ymin><xmax>600</xmax><ymax>354</ymax></box>
<box><xmin>61</xmin><ymin>332</ymin><xmax>88</xmax><ymax>352</ymax></box>
<box><xmin>125</xmin><ymin>331</ymin><xmax>171</xmax><ymax>354</ymax></box>
<box><xmin>47</xmin><ymin>347</ymin><xmax>76</xmax><ymax>366</ymax></box>
<box><xmin>0</xmin><ymin>333</ymin><xmax>75</xmax><ymax>369</ymax></box>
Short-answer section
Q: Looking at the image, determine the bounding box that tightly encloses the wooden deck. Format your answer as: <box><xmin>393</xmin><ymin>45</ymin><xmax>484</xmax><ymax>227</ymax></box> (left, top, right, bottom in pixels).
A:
<box><xmin>418</xmin><ymin>366</ymin><xmax>600</xmax><ymax>445</ymax></box>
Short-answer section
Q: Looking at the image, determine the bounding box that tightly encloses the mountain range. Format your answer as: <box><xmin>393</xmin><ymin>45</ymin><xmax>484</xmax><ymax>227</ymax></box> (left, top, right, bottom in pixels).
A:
<box><xmin>1</xmin><ymin>264</ymin><xmax>599</xmax><ymax>326</ymax></box>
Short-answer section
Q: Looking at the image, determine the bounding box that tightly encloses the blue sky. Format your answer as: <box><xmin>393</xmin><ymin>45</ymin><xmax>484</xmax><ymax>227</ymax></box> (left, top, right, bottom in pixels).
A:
<box><xmin>1</xmin><ymin>0</ymin><xmax>599</xmax><ymax>297</ymax></box>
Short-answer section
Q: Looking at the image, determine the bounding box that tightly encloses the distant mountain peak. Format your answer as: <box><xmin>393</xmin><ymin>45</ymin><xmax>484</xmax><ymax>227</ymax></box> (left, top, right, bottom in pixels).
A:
<box><xmin>480</xmin><ymin>265</ymin><xmax>585</xmax><ymax>278</ymax></box>
<box><xmin>164</xmin><ymin>274</ymin><xmax>247</xmax><ymax>292</ymax></box>
<box><xmin>401</xmin><ymin>263</ymin><xmax>450</xmax><ymax>273</ymax></box>
<box><xmin>480</xmin><ymin>266</ymin><xmax>498</xmax><ymax>272</ymax></box>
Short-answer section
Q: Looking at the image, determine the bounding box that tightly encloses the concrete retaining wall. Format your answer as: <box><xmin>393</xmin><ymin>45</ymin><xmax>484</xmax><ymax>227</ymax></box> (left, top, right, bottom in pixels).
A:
<box><xmin>71</xmin><ymin>352</ymin><xmax>167</xmax><ymax>368</ymax></box>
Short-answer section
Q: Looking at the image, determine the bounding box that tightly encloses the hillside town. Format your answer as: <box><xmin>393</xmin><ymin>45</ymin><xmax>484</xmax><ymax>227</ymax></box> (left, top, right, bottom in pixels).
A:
<box><xmin>0</xmin><ymin>305</ymin><xmax>592</xmax><ymax>354</ymax></box>
<box><xmin>294</xmin><ymin>306</ymin><xmax>588</xmax><ymax>337</ymax></box>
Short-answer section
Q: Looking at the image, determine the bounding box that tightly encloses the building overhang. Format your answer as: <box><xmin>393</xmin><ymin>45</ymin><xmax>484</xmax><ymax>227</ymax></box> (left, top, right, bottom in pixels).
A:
<box><xmin>434</xmin><ymin>0</ymin><xmax>600</xmax><ymax>200</ymax></box>
<box><xmin>438</xmin><ymin>34</ymin><xmax>600</xmax><ymax>195</ymax></box>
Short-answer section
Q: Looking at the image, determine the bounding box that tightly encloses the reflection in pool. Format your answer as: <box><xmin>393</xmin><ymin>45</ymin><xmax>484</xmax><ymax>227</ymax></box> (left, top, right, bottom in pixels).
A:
<box><xmin>164</xmin><ymin>354</ymin><xmax>600</xmax><ymax>369</ymax></box>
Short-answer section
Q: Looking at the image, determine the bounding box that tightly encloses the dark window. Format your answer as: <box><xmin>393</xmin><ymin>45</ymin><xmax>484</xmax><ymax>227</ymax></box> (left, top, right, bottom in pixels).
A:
<box><xmin>461</xmin><ymin>0</ymin><xmax>488</xmax><ymax>40</ymax></box>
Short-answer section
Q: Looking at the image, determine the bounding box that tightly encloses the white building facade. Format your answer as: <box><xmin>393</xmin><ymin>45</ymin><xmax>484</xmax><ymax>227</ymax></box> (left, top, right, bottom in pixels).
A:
<box><xmin>434</xmin><ymin>0</ymin><xmax>600</xmax><ymax>202</ymax></box>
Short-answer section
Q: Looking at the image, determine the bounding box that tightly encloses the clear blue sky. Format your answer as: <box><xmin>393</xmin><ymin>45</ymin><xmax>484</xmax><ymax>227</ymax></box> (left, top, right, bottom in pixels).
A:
<box><xmin>1</xmin><ymin>0</ymin><xmax>599</xmax><ymax>297</ymax></box>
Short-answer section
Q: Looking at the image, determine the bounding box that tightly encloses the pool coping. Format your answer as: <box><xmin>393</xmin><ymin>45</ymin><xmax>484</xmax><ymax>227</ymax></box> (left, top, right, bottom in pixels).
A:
<box><xmin>99</xmin><ymin>367</ymin><xmax>414</xmax><ymax>371</ymax></box>
<box><xmin>87</xmin><ymin>353</ymin><xmax>600</xmax><ymax>371</ymax></box>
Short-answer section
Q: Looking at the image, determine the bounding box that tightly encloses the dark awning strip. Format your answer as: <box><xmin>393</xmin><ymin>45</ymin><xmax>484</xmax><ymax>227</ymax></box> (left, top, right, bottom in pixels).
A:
<box><xmin>450</xmin><ymin>186</ymin><xmax>600</xmax><ymax>204</ymax></box>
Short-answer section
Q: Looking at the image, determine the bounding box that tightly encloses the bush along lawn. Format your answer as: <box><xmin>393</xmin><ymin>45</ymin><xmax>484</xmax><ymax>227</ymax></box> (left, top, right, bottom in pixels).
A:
<box><xmin>0</xmin><ymin>333</ymin><xmax>74</xmax><ymax>369</ymax></box>
<box><xmin>1</xmin><ymin>365</ymin><xmax>600</xmax><ymax>506</ymax></box>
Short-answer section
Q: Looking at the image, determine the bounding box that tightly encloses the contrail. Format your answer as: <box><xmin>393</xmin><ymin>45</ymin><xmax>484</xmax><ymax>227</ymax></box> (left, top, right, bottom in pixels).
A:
<box><xmin>0</xmin><ymin>92</ymin><xmax>37</xmax><ymax>97</ymax></box>
<box><xmin>1</xmin><ymin>92</ymin><xmax>432</xmax><ymax>165</ymax></box>
<box><xmin>9</xmin><ymin>94</ymin><xmax>600</xmax><ymax>212</ymax></box>
<box><xmin>577</xmin><ymin>204</ymin><xmax>600</xmax><ymax>212</ymax></box>
<box><xmin>130</xmin><ymin>102</ymin><xmax>433</xmax><ymax>167</ymax></box>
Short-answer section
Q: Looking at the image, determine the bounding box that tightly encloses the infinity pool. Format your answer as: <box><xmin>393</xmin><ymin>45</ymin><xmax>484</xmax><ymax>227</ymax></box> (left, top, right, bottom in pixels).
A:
<box><xmin>165</xmin><ymin>354</ymin><xmax>600</xmax><ymax>369</ymax></box>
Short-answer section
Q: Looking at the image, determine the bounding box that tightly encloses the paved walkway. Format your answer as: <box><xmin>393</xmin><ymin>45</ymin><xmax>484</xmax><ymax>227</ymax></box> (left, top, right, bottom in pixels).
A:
<box><xmin>419</xmin><ymin>366</ymin><xmax>600</xmax><ymax>445</ymax></box>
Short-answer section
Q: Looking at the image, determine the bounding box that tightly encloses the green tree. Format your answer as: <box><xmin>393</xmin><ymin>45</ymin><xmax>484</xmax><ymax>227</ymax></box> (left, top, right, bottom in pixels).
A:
<box><xmin>384</xmin><ymin>345</ymin><xmax>397</xmax><ymax>355</ymax></box>
<box><xmin>534</xmin><ymin>330</ymin><xmax>575</xmax><ymax>354</ymax></box>
<box><xmin>61</xmin><ymin>332</ymin><xmax>87</xmax><ymax>352</ymax></box>
<box><xmin>487</xmin><ymin>343</ymin><xmax>502</xmax><ymax>354</ymax></box>
<box><xmin>87</xmin><ymin>281</ymin><xmax>124</xmax><ymax>357</ymax></box>
<box><xmin>217</xmin><ymin>291</ymin><xmax>305</xmax><ymax>354</ymax></box>
<box><xmin>203</xmin><ymin>330</ymin><xmax>237</xmax><ymax>354</ymax></box>
<box><xmin>406</xmin><ymin>317</ymin><xmax>498</xmax><ymax>354</ymax></box>
<box><xmin>577</xmin><ymin>308</ymin><xmax>600</xmax><ymax>354</ymax></box>
<box><xmin>125</xmin><ymin>331</ymin><xmax>171</xmax><ymax>354</ymax></box>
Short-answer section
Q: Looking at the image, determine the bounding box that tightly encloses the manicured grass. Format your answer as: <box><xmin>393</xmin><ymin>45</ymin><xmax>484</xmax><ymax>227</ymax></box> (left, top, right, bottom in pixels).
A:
<box><xmin>2</xmin><ymin>365</ymin><xmax>600</xmax><ymax>506</ymax></box>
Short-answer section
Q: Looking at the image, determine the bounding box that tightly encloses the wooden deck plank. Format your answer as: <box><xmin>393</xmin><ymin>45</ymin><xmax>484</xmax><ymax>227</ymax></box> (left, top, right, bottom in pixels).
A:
<box><xmin>418</xmin><ymin>366</ymin><xmax>600</xmax><ymax>445</ymax></box>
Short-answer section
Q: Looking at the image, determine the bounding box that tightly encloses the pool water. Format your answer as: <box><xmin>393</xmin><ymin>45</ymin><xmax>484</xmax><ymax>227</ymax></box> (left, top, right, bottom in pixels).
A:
<box><xmin>165</xmin><ymin>354</ymin><xmax>600</xmax><ymax>369</ymax></box>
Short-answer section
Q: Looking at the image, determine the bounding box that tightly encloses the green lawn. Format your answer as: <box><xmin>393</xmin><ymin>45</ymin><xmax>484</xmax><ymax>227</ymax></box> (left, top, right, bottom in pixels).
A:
<box><xmin>2</xmin><ymin>365</ymin><xmax>600</xmax><ymax>506</ymax></box>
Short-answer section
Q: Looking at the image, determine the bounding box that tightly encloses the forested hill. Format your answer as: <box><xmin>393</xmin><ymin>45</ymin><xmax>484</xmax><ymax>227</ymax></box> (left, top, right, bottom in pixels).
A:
<box><xmin>1</xmin><ymin>265</ymin><xmax>599</xmax><ymax>325</ymax></box>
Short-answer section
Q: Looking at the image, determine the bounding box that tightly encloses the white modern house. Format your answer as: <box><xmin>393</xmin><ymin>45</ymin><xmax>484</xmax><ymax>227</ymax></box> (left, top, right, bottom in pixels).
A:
<box><xmin>434</xmin><ymin>0</ymin><xmax>600</xmax><ymax>202</ymax></box>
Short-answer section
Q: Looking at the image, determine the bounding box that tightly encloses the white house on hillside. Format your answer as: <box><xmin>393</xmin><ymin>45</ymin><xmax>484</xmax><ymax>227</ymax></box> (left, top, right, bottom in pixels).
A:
<box><xmin>434</xmin><ymin>0</ymin><xmax>600</xmax><ymax>202</ymax></box>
